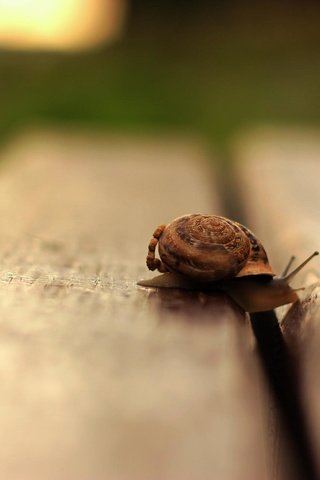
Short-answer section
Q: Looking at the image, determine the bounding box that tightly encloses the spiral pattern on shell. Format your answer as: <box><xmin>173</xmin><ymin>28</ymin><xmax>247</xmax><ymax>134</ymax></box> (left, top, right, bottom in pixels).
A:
<box><xmin>154</xmin><ymin>214</ymin><xmax>273</xmax><ymax>281</ymax></box>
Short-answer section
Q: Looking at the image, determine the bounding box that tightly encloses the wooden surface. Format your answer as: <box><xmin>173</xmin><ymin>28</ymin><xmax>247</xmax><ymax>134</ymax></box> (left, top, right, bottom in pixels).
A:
<box><xmin>234</xmin><ymin>127</ymin><xmax>319</xmax><ymax>274</ymax></box>
<box><xmin>234</xmin><ymin>127</ymin><xmax>320</xmax><ymax>477</ymax></box>
<box><xmin>0</xmin><ymin>131</ymin><xmax>283</xmax><ymax>480</ymax></box>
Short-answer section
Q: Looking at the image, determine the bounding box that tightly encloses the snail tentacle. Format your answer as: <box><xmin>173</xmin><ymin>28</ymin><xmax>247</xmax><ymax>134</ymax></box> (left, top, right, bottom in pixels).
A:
<box><xmin>281</xmin><ymin>255</ymin><xmax>296</xmax><ymax>277</ymax></box>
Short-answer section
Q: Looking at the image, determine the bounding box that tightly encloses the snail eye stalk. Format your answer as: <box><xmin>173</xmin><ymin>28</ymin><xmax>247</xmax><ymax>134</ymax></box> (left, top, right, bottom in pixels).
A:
<box><xmin>284</xmin><ymin>251</ymin><xmax>319</xmax><ymax>282</ymax></box>
<box><xmin>281</xmin><ymin>256</ymin><xmax>296</xmax><ymax>277</ymax></box>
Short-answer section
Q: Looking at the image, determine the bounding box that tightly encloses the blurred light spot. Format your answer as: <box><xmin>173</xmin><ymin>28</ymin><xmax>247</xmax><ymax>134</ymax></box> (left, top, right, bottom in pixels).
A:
<box><xmin>0</xmin><ymin>0</ymin><xmax>126</xmax><ymax>51</ymax></box>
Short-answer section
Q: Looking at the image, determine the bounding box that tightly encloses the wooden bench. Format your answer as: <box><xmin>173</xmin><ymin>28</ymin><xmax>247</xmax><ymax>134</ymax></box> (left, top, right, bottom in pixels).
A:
<box><xmin>234</xmin><ymin>127</ymin><xmax>320</xmax><ymax>479</ymax></box>
<box><xmin>0</xmin><ymin>128</ymin><xmax>317</xmax><ymax>480</ymax></box>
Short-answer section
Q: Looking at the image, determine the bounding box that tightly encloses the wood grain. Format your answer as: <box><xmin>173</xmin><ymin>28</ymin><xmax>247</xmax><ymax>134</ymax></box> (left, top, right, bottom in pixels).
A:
<box><xmin>234</xmin><ymin>127</ymin><xmax>320</xmax><ymax>476</ymax></box>
<box><xmin>0</xmin><ymin>130</ymin><xmax>285</xmax><ymax>480</ymax></box>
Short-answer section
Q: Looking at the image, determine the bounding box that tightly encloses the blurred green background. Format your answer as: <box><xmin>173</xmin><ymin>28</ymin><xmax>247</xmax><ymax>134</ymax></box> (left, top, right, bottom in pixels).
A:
<box><xmin>0</xmin><ymin>0</ymin><xmax>320</xmax><ymax>152</ymax></box>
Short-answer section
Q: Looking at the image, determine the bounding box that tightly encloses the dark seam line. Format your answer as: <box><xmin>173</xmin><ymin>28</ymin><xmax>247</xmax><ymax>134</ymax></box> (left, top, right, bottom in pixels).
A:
<box><xmin>250</xmin><ymin>311</ymin><xmax>318</xmax><ymax>480</ymax></box>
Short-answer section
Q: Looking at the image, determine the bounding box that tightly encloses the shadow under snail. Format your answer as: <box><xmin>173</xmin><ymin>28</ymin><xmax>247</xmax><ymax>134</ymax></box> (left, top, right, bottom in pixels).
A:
<box><xmin>137</xmin><ymin>214</ymin><xmax>319</xmax><ymax>313</ymax></box>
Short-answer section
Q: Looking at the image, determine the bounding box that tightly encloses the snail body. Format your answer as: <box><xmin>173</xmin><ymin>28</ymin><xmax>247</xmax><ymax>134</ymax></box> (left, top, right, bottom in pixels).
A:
<box><xmin>138</xmin><ymin>214</ymin><xmax>319</xmax><ymax>313</ymax></box>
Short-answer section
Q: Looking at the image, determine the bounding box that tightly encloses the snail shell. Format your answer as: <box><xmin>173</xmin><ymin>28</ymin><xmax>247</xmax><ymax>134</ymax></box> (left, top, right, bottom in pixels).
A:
<box><xmin>148</xmin><ymin>214</ymin><xmax>273</xmax><ymax>282</ymax></box>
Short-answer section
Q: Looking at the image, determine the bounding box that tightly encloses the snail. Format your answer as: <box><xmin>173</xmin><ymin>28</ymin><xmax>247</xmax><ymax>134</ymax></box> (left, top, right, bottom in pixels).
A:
<box><xmin>137</xmin><ymin>214</ymin><xmax>319</xmax><ymax>313</ymax></box>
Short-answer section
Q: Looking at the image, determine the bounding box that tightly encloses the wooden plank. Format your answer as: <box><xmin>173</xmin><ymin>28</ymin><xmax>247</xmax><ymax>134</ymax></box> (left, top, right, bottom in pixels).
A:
<box><xmin>233</xmin><ymin>127</ymin><xmax>319</xmax><ymax>275</ymax></box>
<box><xmin>234</xmin><ymin>127</ymin><xmax>320</xmax><ymax>476</ymax></box>
<box><xmin>0</xmin><ymin>130</ymin><xmax>287</xmax><ymax>480</ymax></box>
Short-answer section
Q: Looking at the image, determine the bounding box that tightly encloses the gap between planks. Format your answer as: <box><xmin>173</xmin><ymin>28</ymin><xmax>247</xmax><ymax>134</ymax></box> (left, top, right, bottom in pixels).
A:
<box><xmin>234</xmin><ymin>126</ymin><xmax>320</xmax><ymax>479</ymax></box>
